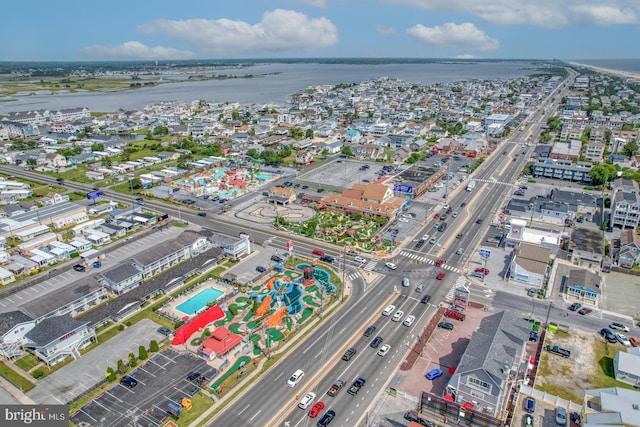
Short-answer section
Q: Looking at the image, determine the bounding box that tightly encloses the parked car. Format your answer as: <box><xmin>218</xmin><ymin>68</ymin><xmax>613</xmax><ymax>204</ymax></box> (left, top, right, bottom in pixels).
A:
<box><xmin>568</xmin><ymin>302</ymin><xmax>581</xmax><ymax>311</ymax></box>
<box><xmin>525</xmin><ymin>397</ymin><xmax>536</xmax><ymax>413</ymax></box>
<box><xmin>555</xmin><ymin>407</ymin><xmax>567</xmax><ymax>425</ymax></box>
<box><xmin>474</xmin><ymin>267</ymin><xmax>489</xmax><ymax>275</ymax></box>
<box><xmin>271</xmin><ymin>255</ymin><xmax>283</xmax><ymax>263</ymax></box>
<box><xmin>120</xmin><ymin>376</ymin><xmax>138</xmax><ymax>388</ymax></box>
<box><xmin>157</xmin><ymin>326</ymin><xmax>172</xmax><ymax>336</ymax></box>
<box><xmin>600</xmin><ymin>328</ymin><xmax>617</xmax><ymax>343</ymax></box>
<box><xmin>425</xmin><ymin>368</ymin><xmax>443</xmax><ymax>380</ymax></box>
<box><xmin>438</xmin><ymin>322</ymin><xmax>454</xmax><ymax>330</ymax></box>
<box><xmin>444</xmin><ymin>309</ymin><xmax>465</xmax><ymax>321</ymax></box>
<box><xmin>256</xmin><ymin>265</ymin><xmax>267</xmax><ymax>273</ymax></box>
<box><xmin>527</xmin><ymin>288</ymin><xmax>537</xmax><ymax>297</ymax></box>
<box><xmin>616</xmin><ymin>333</ymin><xmax>631</xmax><ymax>346</ymax></box>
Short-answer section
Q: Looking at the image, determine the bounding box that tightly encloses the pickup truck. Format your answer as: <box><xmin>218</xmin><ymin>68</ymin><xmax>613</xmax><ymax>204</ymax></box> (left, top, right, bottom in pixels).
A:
<box><xmin>347</xmin><ymin>377</ymin><xmax>366</xmax><ymax>395</ymax></box>
<box><xmin>444</xmin><ymin>309</ymin><xmax>465</xmax><ymax>321</ymax></box>
<box><xmin>545</xmin><ymin>345</ymin><xmax>571</xmax><ymax>358</ymax></box>
<box><xmin>327</xmin><ymin>379</ymin><xmax>345</xmax><ymax>397</ymax></box>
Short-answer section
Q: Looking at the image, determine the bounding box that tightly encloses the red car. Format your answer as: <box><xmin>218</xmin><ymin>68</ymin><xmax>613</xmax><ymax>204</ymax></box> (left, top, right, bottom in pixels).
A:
<box><xmin>434</xmin><ymin>213</ymin><xmax>440</xmax><ymax>219</ymax></box>
<box><xmin>578</xmin><ymin>307</ymin><xmax>593</xmax><ymax>315</ymax></box>
<box><xmin>445</xmin><ymin>309</ymin><xmax>466</xmax><ymax>321</ymax></box>
<box><xmin>436</xmin><ymin>271</ymin><xmax>445</xmax><ymax>280</ymax></box>
<box><xmin>435</xmin><ymin>259</ymin><xmax>445</xmax><ymax>267</ymax></box>
<box><xmin>308</xmin><ymin>401</ymin><xmax>325</xmax><ymax>418</ymax></box>
<box><xmin>474</xmin><ymin>267</ymin><xmax>489</xmax><ymax>275</ymax></box>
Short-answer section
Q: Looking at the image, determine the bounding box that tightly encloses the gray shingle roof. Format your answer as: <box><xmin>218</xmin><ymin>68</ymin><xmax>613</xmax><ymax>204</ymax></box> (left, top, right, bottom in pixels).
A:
<box><xmin>100</xmin><ymin>263</ymin><xmax>141</xmax><ymax>284</ymax></box>
<box><xmin>25</xmin><ymin>315</ymin><xmax>88</xmax><ymax>347</ymax></box>
<box><xmin>0</xmin><ymin>310</ymin><xmax>33</xmax><ymax>335</ymax></box>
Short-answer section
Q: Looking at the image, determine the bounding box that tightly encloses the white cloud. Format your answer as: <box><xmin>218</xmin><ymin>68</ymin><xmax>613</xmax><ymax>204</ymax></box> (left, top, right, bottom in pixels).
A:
<box><xmin>289</xmin><ymin>0</ymin><xmax>327</xmax><ymax>7</ymax></box>
<box><xmin>137</xmin><ymin>9</ymin><xmax>338</xmax><ymax>55</ymax></box>
<box><xmin>406</xmin><ymin>22</ymin><xmax>499</xmax><ymax>52</ymax></box>
<box><xmin>79</xmin><ymin>41</ymin><xmax>195</xmax><ymax>60</ymax></box>
<box><xmin>569</xmin><ymin>4</ymin><xmax>638</xmax><ymax>25</ymax></box>
<box><xmin>375</xmin><ymin>24</ymin><xmax>396</xmax><ymax>35</ymax></box>
<box><xmin>384</xmin><ymin>0</ymin><xmax>568</xmax><ymax>28</ymax></box>
<box><xmin>455</xmin><ymin>54</ymin><xmax>476</xmax><ymax>59</ymax></box>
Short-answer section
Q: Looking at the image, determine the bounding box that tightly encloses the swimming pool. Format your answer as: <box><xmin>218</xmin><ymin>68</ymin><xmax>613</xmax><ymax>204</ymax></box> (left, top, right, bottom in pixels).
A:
<box><xmin>175</xmin><ymin>287</ymin><xmax>224</xmax><ymax>316</ymax></box>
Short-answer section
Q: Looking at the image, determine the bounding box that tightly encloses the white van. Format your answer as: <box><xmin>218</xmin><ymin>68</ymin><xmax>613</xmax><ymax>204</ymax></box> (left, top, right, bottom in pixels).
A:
<box><xmin>382</xmin><ymin>304</ymin><xmax>396</xmax><ymax>316</ymax></box>
<box><xmin>287</xmin><ymin>369</ymin><xmax>305</xmax><ymax>387</ymax></box>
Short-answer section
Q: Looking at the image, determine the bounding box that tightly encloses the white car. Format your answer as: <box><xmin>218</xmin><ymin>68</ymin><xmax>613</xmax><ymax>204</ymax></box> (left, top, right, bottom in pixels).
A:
<box><xmin>385</xmin><ymin>262</ymin><xmax>397</xmax><ymax>270</ymax></box>
<box><xmin>354</xmin><ymin>255</ymin><xmax>367</xmax><ymax>264</ymax></box>
<box><xmin>403</xmin><ymin>315</ymin><xmax>416</xmax><ymax>327</ymax></box>
<box><xmin>392</xmin><ymin>310</ymin><xmax>404</xmax><ymax>322</ymax></box>
<box><xmin>382</xmin><ymin>304</ymin><xmax>396</xmax><ymax>316</ymax></box>
<box><xmin>398</xmin><ymin>217</ymin><xmax>408</xmax><ymax>223</ymax></box>
<box><xmin>377</xmin><ymin>344</ymin><xmax>391</xmax><ymax>357</ymax></box>
<box><xmin>422</xmin><ymin>234</ymin><xmax>429</xmax><ymax>240</ymax></box>
<box><xmin>616</xmin><ymin>333</ymin><xmax>631</xmax><ymax>346</ymax></box>
<box><xmin>452</xmin><ymin>212</ymin><xmax>458</xmax><ymax>218</ymax></box>
<box><xmin>298</xmin><ymin>392</ymin><xmax>316</xmax><ymax>409</ymax></box>
<box><xmin>610</xmin><ymin>322</ymin><xmax>629</xmax><ymax>332</ymax></box>
<box><xmin>287</xmin><ymin>369</ymin><xmax>304</xmax><ymax>387</ymax></box>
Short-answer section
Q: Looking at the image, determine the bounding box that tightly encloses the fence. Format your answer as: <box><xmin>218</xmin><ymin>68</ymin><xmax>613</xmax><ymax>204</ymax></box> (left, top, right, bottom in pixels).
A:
<box><xmin>517</xmin><ymin>385</ymin><xmax>582</xmax><ymax>413</ymax></box>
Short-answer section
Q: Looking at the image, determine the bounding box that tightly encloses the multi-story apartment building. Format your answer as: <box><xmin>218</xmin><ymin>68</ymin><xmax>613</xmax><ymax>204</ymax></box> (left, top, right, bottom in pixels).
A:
<box><xmin>610</xmin><ymin>178</ymin><xmax>640</xmax><ymax>230</ymax></box>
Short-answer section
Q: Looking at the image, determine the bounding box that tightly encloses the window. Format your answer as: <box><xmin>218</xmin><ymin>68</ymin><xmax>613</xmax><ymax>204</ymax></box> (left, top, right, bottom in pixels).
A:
<box><xmin>470</xmin><ymin>389</ymin><xmax>485</xmax><ymax>400</ymax></box>
<box><xmin>468</xmin><ymin>377</ymin><xmax>491</xmax><ymax>392</ymax></box>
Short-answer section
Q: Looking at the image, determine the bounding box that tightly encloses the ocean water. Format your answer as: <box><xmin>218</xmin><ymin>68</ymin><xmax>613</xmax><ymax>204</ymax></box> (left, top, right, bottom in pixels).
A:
<box><xmin>572</xmin><ymin>59</ymin><xmax>640</xmax><ymax>74</ymax></box>
<box><xmin>0</xmin><ymin>61</ymin><xmax>537</xmax><ymax>114</ymax></box>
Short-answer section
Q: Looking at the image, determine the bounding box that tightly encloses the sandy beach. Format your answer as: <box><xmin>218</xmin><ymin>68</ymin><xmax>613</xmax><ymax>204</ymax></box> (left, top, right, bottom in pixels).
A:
<box><xmin>568</xmin><ymin>61</ymin><xmax>640</xmax><ymax>81</ymax></box>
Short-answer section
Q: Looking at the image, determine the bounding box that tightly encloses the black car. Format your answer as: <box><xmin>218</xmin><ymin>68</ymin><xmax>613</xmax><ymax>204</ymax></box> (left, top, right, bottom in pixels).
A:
<box><xmin>438</xmin><ymin>322</ymin><xmax>454</xmax><ymax>330</ymax></box>
<box><xmin>363</xmin><ymin>325</ymin><xmax>376</xmax><ymax>337</ymax></box>
<box><xmin>415</xmin><ymin>239</ymin><xmax>425</xmax><ymax>248</ymax></box>
<box><xmin>120</xmin><ymin>376</ymin><xmax>138</xmax><ymax>388</ymax></box>
<box><xmin>256</xmin><ymin>265</ymin><xmax>266</xmax><ymax>273</ymax></box>
<box><xmin>73</xmin><ymin>264</ymin><xmax>86</xmax><ymax>272</ymax></box>
<box><xmin>600</xmin><ymin>328</ymin><xmax>617</xmax><ymax>343</ymax></box>
<box><xmin>271</xmin><ymin>255</ymin><xmax>283</xmax><ymax>263</ymax></box>
<box><xmin>197</xmin><ymin>212</ymin><xmax>207</xmax><ymax>217</ymax></box>
<box><xmin>370</xmin><ymin>336</ymin><xmax>383</xmax><ymax>348</ymax></box>
<box><xmin>568</xmin><ymin>302</ymin><xmax>581</xmax><ymax>312</ymax></box>
<box><xmin>460</xmin><ymin>202</ymin><xmax>466</xmax><ymax>207</ymax></box>
<box><xmin>421</xmin><ymin>294</ymin><xmax>431</xmax><ymax>304</ymax></box>
<box><xmin>317</xmin><ymin>188</ymin><xmax>325</xmax><ymax>193</ymax></box>
<box><xmin>456</xmin><ymin>233</ymin><xmax>463</xmax><ymax>239</ymax></box>
<box><xmin>317</xmin><ymin>409</ymin><xmax>336</xmax><ymax>427</ymax></box>
<box><xmin>320</xmin><ymin>255</ymin><xmax>335</xmax><ymax>263</ymax></box>
<box><xmin>186</xmin><ymin>372</ymin><xmax>202</xmax><ymax>382</ymax></box>
<box><xmin>157</xmin><ymin>326</ymin><xmax>172</xmax><ymax>336</ymax></box>
<box><xmin>476</xmin><ymin>218</ymin><xmax>483</xmax><ymax>224</ymax></box>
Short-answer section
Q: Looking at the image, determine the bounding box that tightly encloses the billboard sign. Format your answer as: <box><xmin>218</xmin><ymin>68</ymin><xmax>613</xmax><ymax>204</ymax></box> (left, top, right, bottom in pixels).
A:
<box><xmin>87</xmin><ymin>191</ymin><xmax>101</xmax><ymax>200</ymax></box>
<box><xmin>394</xmin><ymin>184</ymin><xmax>413</xmax><ymax>193</ymax></box>
<box><xmin>479</xmin><ymin>248</ymin><xmax>491</xmax><ymax>258</ymax></box>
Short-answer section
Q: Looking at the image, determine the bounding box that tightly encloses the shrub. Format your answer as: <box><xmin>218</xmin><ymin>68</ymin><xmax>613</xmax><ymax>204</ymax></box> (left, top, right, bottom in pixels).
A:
<box><xmin>138</xmin><ymin>345</ymin><xmax>148</xmax><ymax>360</ymax></box>
<box><xmin>149</xmin><ymin>340</ymin><xmax>159</xmax><ymax>352</ymax></box>
<box><xmin>229</xmin><ymin>305</ymin><xmax>238</xmax><ymax>316</ymax></box>
<box><xmin>128</xmin><ymin>353</ymin><xmax>137</xmax><ymax>368</ymax></box>
<box><xmin>106</xmin><ymin>367</ymin><xmax>116</xmax><ymax>382</ymax></box>
<box><xmin>31</xmin><ymin>369</ymin><xmax>44</xmax><ymax>379</ymax></box>
<box><xmin>117</xmin><ymin>324</ymin><xmax>125</xmax><ymax>331</ymax></box>
<box><xmin>125</xmin><ymin>321</ymin><xmax>132</xmax><ymax>327</ymax></box>
<box><xmin>117</xmin><ymin>359</ymin><xmax>125</xmax><ymax>374</ymax></box>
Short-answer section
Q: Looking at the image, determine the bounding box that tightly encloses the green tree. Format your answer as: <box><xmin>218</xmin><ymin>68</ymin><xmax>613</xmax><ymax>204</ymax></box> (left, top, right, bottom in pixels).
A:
<box><xmin>341</xmin><ymin>145</ymin><xmax>352</xmax><ymax>156</ymax></box>
<box><xmin>623</xmin><ymin>141</ymin><xmax>639</xmax><ymax>158</ymax></box>
<box><xmin>138</xmin><ymin>345</ymin><xmax>148</xmax><ymax>360</ymax></box>
<box><xmin>117</xmin><ymin>359</ymin><xmax>125</xmax><ymax>374</ymax></box>
<box><xmin>305</xmin><ymin>129</ymin><xmax>314</xmax><ymax>139</ymax></box>
<box><xmin>128</xmin><ymin>353</ymin><xmax>137</xmax><ymax>368</ymax></box>
<box><xmin>149</xmin><ymin>340</ymin><xmax>159</xmax><ymax>352</ymax></box>
<box><xmin>588</xmin><ymin>163</ymin><xmax>617</xmax><ymax>186</ymax></box>
<box><xmin>25</xmin><ymin>158</ymin><xmax>37</xmax><ymax>170</ymax></box>
<box><xmin>91</xmin><ymin>143</ymin><xmax>104</xmax><ymax>151</ymax></box>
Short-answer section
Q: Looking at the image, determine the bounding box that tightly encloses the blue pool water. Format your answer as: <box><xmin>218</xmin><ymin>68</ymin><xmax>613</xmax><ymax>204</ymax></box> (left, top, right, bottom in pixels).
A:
<box><xmin>175</xmin><ymin>288</ymin><xmax>224</xmax><ymax>316</ymax></box>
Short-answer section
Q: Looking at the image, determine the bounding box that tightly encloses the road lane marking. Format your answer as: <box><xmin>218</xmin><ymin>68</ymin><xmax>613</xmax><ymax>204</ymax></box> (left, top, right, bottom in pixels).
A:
<box><xmin>238</xmin><ymin>404</ymin><xmax>251</xmax><ymax>415</ymax></box>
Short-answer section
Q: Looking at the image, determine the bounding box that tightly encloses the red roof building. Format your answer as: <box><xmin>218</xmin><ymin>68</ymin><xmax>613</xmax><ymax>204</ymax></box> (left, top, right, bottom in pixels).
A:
<box><xmin>200</xmin><ymin>326</ymin><xmax>244</xmax><ymax>360</ymax></box>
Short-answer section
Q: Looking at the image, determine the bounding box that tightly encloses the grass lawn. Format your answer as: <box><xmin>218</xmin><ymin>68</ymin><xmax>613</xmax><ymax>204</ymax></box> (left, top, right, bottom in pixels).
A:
<box><xmin>166</xmin><ymin>392</ymin><xmax>214</xmax><ymax>426</ymax></box>
<box><xmin>14</xmin><ymin>354</ymin><xmax>40</xmax><ymax>372</ymax></box>
<box><xmin>591</xmin><ymin>340</ymin><xmax>635</xmax><ymax>390</ymax></box>
<box><xmin>0</xmin><ymin>362</ymin><xmax>35</xmax><ymax>392</ymax></box>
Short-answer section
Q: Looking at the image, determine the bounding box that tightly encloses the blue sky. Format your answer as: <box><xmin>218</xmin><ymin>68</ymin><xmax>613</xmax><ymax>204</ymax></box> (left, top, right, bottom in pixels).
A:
<box><xmin>3</xmin><ymin>0</ymin><xmax>639</xmax><ymax>61</ymax></box>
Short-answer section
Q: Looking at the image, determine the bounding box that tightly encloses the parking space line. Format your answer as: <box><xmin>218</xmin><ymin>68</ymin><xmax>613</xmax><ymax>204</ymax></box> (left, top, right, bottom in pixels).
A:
<box><xmin>79</xmin><ymin>408</ymin><xmax>97</xmax><ymax>422</ymax></box>
<box><xmin>137</xmin><ymin>366</ymin><xmax>157</xmax><ymax>377</ymax></box>
<box><xmin>104</xmin><ymin>391</ymin><xmax>124</xmax><ymax>402</ymax></box>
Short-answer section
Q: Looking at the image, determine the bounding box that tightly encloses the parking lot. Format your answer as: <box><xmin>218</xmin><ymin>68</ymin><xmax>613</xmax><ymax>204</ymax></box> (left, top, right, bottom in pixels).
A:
<box><xmin>296</xmin><ymin>158</ymin><xmax>386</xmax><ymax>190</ymax></box>
<box><xmin>71</xmin><ymin>349</ymin><xmax>217</xmax><ymax>427</ymax></box>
